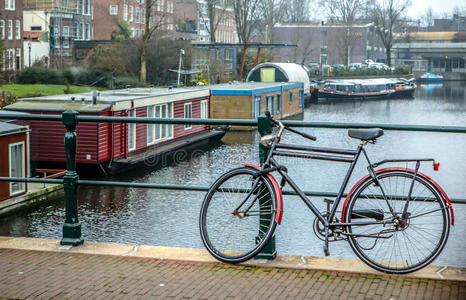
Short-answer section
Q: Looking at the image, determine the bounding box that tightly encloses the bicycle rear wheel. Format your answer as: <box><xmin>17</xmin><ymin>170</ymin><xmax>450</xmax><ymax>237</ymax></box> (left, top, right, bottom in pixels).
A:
<box><xmin>199</xmin><ymin>167</ymin><xmax>277</xmax><ymax>264</ymax></box>
<box><xmin>345</xmin><ymin>170</ymin><xmax>450</xmax><ymax>274</ymax></box>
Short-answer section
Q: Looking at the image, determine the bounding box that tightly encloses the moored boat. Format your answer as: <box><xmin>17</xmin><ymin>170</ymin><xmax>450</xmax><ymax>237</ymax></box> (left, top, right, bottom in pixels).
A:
<box><xmin>418</xmin><ymin>73</ymin><xmax>443</xmax><ymax>83</ymax></box>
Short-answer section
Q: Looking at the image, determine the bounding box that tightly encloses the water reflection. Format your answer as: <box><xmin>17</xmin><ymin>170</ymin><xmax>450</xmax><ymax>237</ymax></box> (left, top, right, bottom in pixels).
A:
<box><xmin>1</xmin><ymin>82</ymin><xmax>465</xmax><ymax>267</ymax></box>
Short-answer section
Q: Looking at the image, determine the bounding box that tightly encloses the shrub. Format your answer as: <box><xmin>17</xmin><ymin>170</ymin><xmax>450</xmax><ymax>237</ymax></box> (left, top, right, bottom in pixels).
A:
<box><xmin>18</xmin><ymin>67</ymin><xmax>63</xmax><ymax>84</ymax></box>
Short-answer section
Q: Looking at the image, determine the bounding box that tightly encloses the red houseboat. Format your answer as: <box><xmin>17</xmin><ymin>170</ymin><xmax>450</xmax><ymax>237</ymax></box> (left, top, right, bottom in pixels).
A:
<box><xmin>5</xmin><ymin>87</ymin><xmax>227</xmax><ymax>174</ymax></box>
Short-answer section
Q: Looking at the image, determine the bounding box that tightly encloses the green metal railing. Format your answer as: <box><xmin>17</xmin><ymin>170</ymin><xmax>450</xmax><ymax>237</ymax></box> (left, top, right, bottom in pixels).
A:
<box><xmin>1</xmin><ymin>111</ymin><xmax>465</xmax><ymax>257</ymax></box>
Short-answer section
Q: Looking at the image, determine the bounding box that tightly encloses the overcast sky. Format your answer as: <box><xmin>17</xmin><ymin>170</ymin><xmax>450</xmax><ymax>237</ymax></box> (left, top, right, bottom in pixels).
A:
<box><xmin>408</xmin><ymin>0</ymin><xmax>466</xmax><ymax>19</ymax></box>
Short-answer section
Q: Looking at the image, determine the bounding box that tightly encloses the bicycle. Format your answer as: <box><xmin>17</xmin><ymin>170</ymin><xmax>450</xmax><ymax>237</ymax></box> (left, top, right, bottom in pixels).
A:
<box><xmin>199</xmin><ymin>112</ymin><xmax>454</xmax><ymax>274</ymax></box>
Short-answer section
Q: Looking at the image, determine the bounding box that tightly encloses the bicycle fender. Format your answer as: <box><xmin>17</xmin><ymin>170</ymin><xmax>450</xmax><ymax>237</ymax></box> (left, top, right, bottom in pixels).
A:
<box><xmin>241</xmin><ymin>163</ymin><xmax>283</xmax><ymax>225</ymax></box>
<box><xmin>341</xmin><ymin>168</ymin><xmax>454</xmax><ymax>226</ymax></box>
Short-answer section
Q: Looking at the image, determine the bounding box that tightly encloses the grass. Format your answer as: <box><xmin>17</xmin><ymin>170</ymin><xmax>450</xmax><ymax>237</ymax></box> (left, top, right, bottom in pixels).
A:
<box><xmin>0</xmin><ymin>84</ymin><xmax>106</xmax><ymax>98</ymax></box>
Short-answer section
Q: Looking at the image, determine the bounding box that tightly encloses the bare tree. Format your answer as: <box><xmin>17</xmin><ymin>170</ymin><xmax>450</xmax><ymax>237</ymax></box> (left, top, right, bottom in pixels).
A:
<box><xmin>283</xmin><ymin>0</ymin><xmax>311</xmax><ymax>23</ymax></box>
<box><xmin>256</xmin><ymin>0</ymin><xmax>288</xmax><ymax>43</ymax></box>
<box><xmin>232</xmin><ymin>0</ymin><xmax>260</xmax><ymax>43</ymax></box>
<box><xmin>421</xmin><ymin>7</ymin><xmax>435</xmax><ymax>29</ymax></box>
<box><xmin>371</xmin><ymin>0</ymin><xmax>411</xmax><ymax>66</ymax></box>
<box><xmin>197</xmin><ymin>0</ymin><xmax>230</xmax><ymax>42</ymax></box>
<box><xmin>320</xmin><ymin>0</ymin><xmax>365</xmax><ymax>65</ymax></box>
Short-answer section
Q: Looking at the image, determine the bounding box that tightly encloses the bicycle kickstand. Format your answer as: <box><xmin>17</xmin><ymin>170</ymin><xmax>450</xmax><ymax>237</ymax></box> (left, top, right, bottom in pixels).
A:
<box><xmin>323</xmin><ymin>226</ymin><xmax>330</xmax><ymax>256</ymax></box>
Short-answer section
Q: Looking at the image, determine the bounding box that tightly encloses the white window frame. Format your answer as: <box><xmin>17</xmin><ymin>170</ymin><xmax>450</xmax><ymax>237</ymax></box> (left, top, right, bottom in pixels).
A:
<box><xmin>135</xmin><ymin>7</ymin><xmax>140</xmax><ymax>23</ymax></box>
<box><xmin>184</xmin><ymin>102</ymin><xmax>192</xmax><ymax>129</ymax></box>
<box><xmin>0</xmin><ymin>20</ymin><xmax>5</xmax><ymax>40</ymax></box>
<box><xmin>8</xmin><ymin>20</ymin><xmax>13</xmax><ymax>40</ymax></box>
<box><xmin>15</xmin><ymin>47</ymin><xmax>20</xmax><ymax>70</ymax></box>
<box><xmin>15</xmin><ymin>20</ymin><xmax>20</xmax><ymax>40</ymax></box>
<box><xmin>200</xmin><ymin>100</ymin><xmax>208</xmax><ymax>119</ymax></box>
<box><xmin>85</xmin><ymin>23</ymin><xmax>90</xmax><ymax>40</ymax></box>
<box><xmin>9</xmin><ymin>142</ymin><xmax>25</xmax><ymax>196</ymax></box>
<box><xmin>129</xmin><ymin>6</ymin><xmax>134</xmax><ymax>22</ymax></box>
<box><xmin>123</xmin><ymin>5</ymin><xmax>128</xmax><ymax>21</ymax></box>
<box><xmin>5</xmin><ymin>0</ymin><xmax>15</xmax><ymax>11</ymax></box>
<box><xmin>128</xmin><ymin>110</ymin><xmax>136</xmax><ymax>151</ymax></box>
<box><xmin>109</xmin><ymin>5</ymin><xmax>118</xmax><ymax>16</ymax></box>
<box><xmin>147</xmin><ymin>103</ymin><xmax>173</xmax><ymax>144</ymax></box>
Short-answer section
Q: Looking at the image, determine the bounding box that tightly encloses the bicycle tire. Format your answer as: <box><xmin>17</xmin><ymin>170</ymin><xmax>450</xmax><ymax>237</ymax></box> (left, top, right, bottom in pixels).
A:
<box><xmin>345</xmin><ymin>170</ymin><xmax>450</xmax><ymax>274</ymax></box>
<box><xmin>199</xmin><ymin>167</ymin><xmax>277</xmax><ymax>264</ymax></box>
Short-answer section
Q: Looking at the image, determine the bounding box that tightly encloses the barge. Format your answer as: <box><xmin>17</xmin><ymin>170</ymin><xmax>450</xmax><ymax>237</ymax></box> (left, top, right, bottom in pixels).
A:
<box><xmin>5</xmin><ymin>87</ymin><xmax>228</xmax><ymax>175</ymax></box>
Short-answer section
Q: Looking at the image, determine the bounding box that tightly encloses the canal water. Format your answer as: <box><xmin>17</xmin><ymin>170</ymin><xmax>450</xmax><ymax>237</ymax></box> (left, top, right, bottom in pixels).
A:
<box><xmin>1</xmin><ymin>81</ymin><xmax>465</xmax><ymax>267</ymax></box>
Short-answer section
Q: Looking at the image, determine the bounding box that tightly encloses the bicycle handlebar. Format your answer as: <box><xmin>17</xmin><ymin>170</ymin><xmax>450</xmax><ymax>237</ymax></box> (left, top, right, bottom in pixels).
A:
<box><xmin>264</xmin><ymin>111</ymin><xmax>317</xmax><ymax>141</ymax></box>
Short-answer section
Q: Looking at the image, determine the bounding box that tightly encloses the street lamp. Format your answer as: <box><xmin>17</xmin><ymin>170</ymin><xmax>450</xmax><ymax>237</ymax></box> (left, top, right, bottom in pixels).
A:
<box><xmin>177</xmin><ymin>49</ymin><xmax>184</xmax><ymax>87</ymax></box>
<box><xmin>28</xmin><ymin>40</ymin><xmax>32</xmax><ymax>67</ymax></box>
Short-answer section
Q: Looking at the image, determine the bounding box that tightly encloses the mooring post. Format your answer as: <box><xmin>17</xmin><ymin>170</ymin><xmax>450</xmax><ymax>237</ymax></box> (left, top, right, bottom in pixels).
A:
<box><xmin>60</xmin><ymin>110</ymin><xmax>84</xmax><ymax>246</ymax></box>
<box><xmin>256</xmin><ymin>114</ymin><xmax>277</xmax><ymax>260</ymax></box>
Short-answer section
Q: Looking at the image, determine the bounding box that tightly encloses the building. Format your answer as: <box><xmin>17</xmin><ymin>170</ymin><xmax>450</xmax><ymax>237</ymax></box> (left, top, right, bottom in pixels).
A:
<box><xmin>22</xmin><ymin>0</ymin><xmax>93</xmax><ymax>67</ymax></box>
<box><xmin>0</xmin><ymin>121</ymin><xmax>29</xmax><ymax>201</ymax></box>
<box><xmin>392</xmin><ymin>32</ymin><xmax>466</xmax><ymax>78</ymax></box>
<box><xmin>210</xmin><ymin>82</ymin><xmax>304</xmax><ymax>130</ymax></box>
<box><xmin>273</xmin><ymin>23</ymin><xmax>386</xmax><ymax>66</ymax></box>
<box><xmin>93</xmin><ymin>0</ymin><xmax>175</xmax><ymax>40</ymax></box>
<box><xmin>4</xmin><ymin>87</ymin><xmax>227</xmax><ymax>174</ymax></box>
<box><xmin>174</xmin><ymin>0</ymin><xmax>237</xmax><ymax>43</ymax></box>
<box><xmin>428</xmin><ymin>14</ymin><xmax>466</xmax><ymax>32</ymax></box>
<box><xmin>1</xmin><ymin>0</ymin><xmax>23</xmax><ymax>72</ymax></box>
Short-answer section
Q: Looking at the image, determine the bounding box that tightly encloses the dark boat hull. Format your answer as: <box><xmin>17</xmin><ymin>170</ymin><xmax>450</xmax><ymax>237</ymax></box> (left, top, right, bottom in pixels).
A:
<box><xmin>318</xmin><ymin>90</ymin><xmax>393</xmax><ymax>100</ymax></box>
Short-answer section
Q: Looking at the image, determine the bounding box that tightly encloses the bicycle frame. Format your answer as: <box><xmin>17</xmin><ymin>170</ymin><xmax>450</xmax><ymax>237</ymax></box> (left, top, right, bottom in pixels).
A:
<box><xmin>260</xmin><ymin>138</ymin><xmax>438</xmax><ymax>229</ymax></box>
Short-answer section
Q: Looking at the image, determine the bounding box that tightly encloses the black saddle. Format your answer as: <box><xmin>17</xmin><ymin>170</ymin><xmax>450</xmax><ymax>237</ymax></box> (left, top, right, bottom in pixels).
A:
<box><xmin>348</xmin><ymin>128</ymin><xmax>384</xmax><ymax>141</ymax></box>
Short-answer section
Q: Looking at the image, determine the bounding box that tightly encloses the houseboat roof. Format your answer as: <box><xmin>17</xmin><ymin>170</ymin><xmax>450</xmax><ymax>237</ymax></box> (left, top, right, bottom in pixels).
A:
<box><xmin>0</xmin><ymin>122</ymin><xmax>29</xmax><ymax>137</ymax></box>
<box><xmin>11</xmin><ymin>87</ymin><xmax>211</xmax><ymax>112</ymax></box>
<box><xmin>210</xmin><ymin>81</ymin><xmax>303</xmax><ymax>95</ymax></box>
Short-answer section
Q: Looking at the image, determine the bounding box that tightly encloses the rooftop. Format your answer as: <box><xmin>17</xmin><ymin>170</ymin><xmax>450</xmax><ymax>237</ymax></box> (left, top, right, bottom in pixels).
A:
<box><xmin>0</xmin><ymin>122</ymin><xmax>29</xmax><ymax>136</ymax></box>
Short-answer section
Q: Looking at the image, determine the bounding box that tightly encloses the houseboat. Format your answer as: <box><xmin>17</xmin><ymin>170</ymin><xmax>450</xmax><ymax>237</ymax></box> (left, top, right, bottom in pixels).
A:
<box><xmin>316</xmin><ymin>78</ymin><xmax>416</xmax><ymax>101</ymax></box>
<box><xmin>5</xmin><ymin>87</ymin><xmax>228</xmax><ymax>174</ymax></box>
<box><xmin>210</xmin><ymin>82</ymin><xmax>305</xmax><ymax>130</ymax></box>
<box><xmin>418</xmin><ymin>73</ymin><xmax>443</xmax><ymax>83</ymax></box>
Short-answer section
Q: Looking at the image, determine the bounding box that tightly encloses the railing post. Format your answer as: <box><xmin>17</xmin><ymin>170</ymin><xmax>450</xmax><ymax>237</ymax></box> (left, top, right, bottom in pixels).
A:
<box><xmin>60</xmin><ymin>110</ymin><xmax>84</xmax><ymax>246</ymax></box>
<box><xmin>255</xmin><ymin>114</ymin><xmax>277</xmax><ymax>260</ymax></box>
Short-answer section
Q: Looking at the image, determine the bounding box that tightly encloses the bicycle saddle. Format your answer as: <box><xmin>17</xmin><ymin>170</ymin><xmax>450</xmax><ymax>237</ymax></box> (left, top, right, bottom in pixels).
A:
<box><xmin>348</xmin><ymin>128</ymin><xmax>384</xmax><ymax>141</ymax></box>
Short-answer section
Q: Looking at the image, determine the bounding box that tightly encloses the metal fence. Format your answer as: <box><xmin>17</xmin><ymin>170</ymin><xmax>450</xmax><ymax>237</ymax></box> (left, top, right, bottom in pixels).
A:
<box><xmin>1</xmin><ymin>110</ymin><xmax>465</xmax><ymax>258</ymax></box>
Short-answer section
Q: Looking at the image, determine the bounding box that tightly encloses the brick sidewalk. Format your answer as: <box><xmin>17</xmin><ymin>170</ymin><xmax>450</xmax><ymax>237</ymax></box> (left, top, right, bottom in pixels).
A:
<box><xmin>0</xmin><ymin>249</ymin><xmax>464</xmax><ymax>299</ymax></box>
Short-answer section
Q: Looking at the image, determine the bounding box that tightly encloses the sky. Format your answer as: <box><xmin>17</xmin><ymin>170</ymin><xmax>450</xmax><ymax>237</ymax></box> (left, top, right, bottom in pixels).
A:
<box><xmin>408</xmin><ymin>0</ymin><xmax>466</xmax><ymax>19</ymax></box>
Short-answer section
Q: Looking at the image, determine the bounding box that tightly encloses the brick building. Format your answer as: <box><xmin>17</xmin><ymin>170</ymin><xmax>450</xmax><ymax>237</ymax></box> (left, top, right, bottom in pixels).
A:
<box><xmin>273</xmin><ymin>23</ymin><xmax>386</xmax><ymax>66</ymax></box>
<box><xmin>22</xmin><ymin>0</ymin><xmax>93</xmax><ymax>66</ymax></box>
<box><xmin>93</xmin><ymin>0</ymin><xmax>175</xmax><ymax>40</ymax></box>
<box><xmin>1</xmin><ymin>0</ymin><xmax>23</xmax><ymax>71</ymax></box>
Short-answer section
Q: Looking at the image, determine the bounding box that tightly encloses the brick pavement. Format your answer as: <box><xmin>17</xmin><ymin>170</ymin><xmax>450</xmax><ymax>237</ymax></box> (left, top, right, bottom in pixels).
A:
<box><xmin>0</xmin><ymin>248</ymin><xmax>464</xmax><ymax>300</ymax></box>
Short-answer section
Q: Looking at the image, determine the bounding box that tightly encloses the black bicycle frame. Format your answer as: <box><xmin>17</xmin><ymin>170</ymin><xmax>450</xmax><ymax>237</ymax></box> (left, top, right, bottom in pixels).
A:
<box><xmin>261</xmin><ymin>139</ymin><xmax>433</xmax><ymax>228</ymax></box>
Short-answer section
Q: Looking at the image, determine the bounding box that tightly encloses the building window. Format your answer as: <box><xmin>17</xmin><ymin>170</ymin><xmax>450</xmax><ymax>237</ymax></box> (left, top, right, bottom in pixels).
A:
<box><xmin>63</xmin><ymin>26</ymin><xmax>70</xmax><ymax>48</ymax></box>
<box><xmin>9</xmin><ymin>142</ymin><xmax>25</xmax><ymax>196</ymax></box>
<box><xmin>80</xmin><ymin>23</ymin><xmax>84</xmax><ymax>40</ymax></box>
<box><xmin>15</xmin><ymin>48</ymin><xmax>20</xmax><ymax>70</ymax></box>
<box><xmin>299</xmin><ymin>90</ymin><xmax>304</xmax><ymax>108</ymax></box>
<box><xmin>8</xmin><ymin>20</ymin><xmax>13</xmax><ymax>40</ymax></box>
<box><xmin>85</xmin><ymin>23</ymin><xmax>90</xmax><ymax>40</ymax></box>
<box><xmin>276</xmin><ymin>94</ymin><xmax>281</xmax><ymax>114</ymax></box>
<box><xmin>84</xmin><ymin>0</ymin><xmax>90</xmax><ymax>15</ymax></box>
<box><xmin>15</xmin><ymin>20</ymin><xmax>20</xmax><ymax>40</ymax></box>
<box><xmin>129</xmin><ymin>6</ymin><xmax>134</xmax><ymax>22</ymax></box>
<box><xmin>289</xmin><ymin>91</ymin><xmax>293</xmax><ymax>104</ymax></box>
<box><xmin>0</xmin><ymin>20</ymin><xmax>5</xmax><ymax>40</ymax></box>
<box><xmin>184</xmin><ymin>103</ymin><xmax>192</xmax><ymax>129</ymax></box>
<box><xmin>128</xmin><ymin>110</ymin><xmax>136</xmax><ymax>151</ymax></box>
<box><xmin>110</xmin><ymin>5</ymin><xmax>118</xmax><ymax>15</ymax></box>
<box><xmin>254</xmin><ymin>96</ymin><xmax>261</xmax><ymax>119</ymax></box>
<box><xmin>147</xmin><ymin>103</ymin><xmax>172</xmax><ymax>143</ymax></box>
<box><xmin>5</xmin><ymin>0</ymin><xmax>15</xmax><ymax>10</ymax></box>
<box><xmin>123</xmin><ymin>5</ymin><xmax>128</xmax><ymax>21</ymax></box>
<box><xmin>77</xmin><ymin>0</ymin><xmax>82</xmax><ymax>14</ymax></box>
<box><xmin>200</xmin><ymin>100</ymin><xmax>208</xmax><ymax>119</ymax></box>
<box><xmin>266</xmin><ymin>96</ymin><xmax>274</xmax><ymax>116</ymax></box>
<box><xmin>135</xmin><ymin>7</ymin><xmax>140</xmax><ymax>23</ymax></box>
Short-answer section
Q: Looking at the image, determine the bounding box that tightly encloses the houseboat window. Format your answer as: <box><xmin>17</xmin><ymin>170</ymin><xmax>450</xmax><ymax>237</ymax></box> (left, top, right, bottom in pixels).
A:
<box><xmin>266</xmin><ymin>96</ymin><xmax>274</xmax><ymax>116</ymax></box>
<box><xmin>254</xmin><ymin>96</ymin><xmax>261</xmax><ymax>119</ymax></box>
<box><xmin>184</xmin><ymin>103</ymin><xmax>192</xmax><ymax>129</ymax></box>
<box><xmin>276</xmin><ymin>94</ymin><xmax>281</xmax><ymax>114</ymax></box>
<box><xmin>148</xmin><ymin>103</ymin><xmax>173</xmax><ymax>143</ymax></box>
<box><xmin>289</xmin><ymin>91</ymin><xmax>293</xmax><ymax>104</ymax></box>
<box><xmin>9</xmin><ymin>142</ymin><xmax>25</xmax><ymax>196</ymax></box>
<box><xmin>128</xmin><ymin>110</ymin><xmax>136</xmax><ymax>151</ymax></box>
<box><xmin>299</xmin><ymin>90</ymin><xmax>304</xmax><ymax>108</ymax></box>
<box><xmin>201</xmin><ymin>100</ymin><xmax>208</xmax><ymax>119</ymax></box>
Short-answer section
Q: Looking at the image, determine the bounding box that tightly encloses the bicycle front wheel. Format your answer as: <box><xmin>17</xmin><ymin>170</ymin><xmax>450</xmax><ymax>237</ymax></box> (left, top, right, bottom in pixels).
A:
<box><xmin>199</xmin><ymin>167</ymin><xmax>277</xmax><ymax>264</ymax></box>
<box><xmin>345</xmin><ymin>170</ymin><xmax>450</xmax><ymax>274</ymax></box>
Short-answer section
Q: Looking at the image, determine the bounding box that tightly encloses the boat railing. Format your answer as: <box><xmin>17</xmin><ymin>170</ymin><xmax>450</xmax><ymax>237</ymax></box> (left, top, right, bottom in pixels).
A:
<box><xmin>0</xmin><ymin>111</ymin><xmax>465</xmax><ymax>258</ymax></box>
